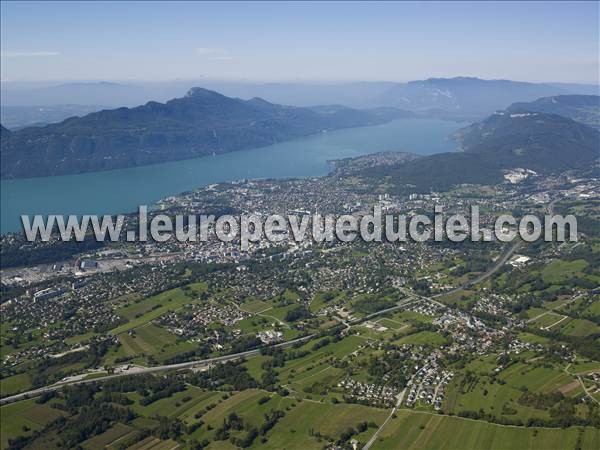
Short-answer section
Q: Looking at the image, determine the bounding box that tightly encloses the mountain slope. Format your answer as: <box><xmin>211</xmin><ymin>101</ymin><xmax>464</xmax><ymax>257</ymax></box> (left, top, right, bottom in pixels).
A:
<box><xmin>0</xmin><ymin>125</ymin><xmax>11</xmax><ymax>139</ymax></box>
<box><xmin>0</xmin><ymin>88</ymin><xmax>410</xmax><ymax>179</ymax></box>
<box><xmin>358</xmin><ymin>110</ymin><xmax>600</xmax><ymax>192</ymax></box>
<box><xmin>456</xmin><ymin>111</ymin><xmax>599</xmax><ymax>172</ymax></box>
<box><xmin>508</xmin><ymin>95</ymin><xmax>600</xmax><ymax>129</ymax></box>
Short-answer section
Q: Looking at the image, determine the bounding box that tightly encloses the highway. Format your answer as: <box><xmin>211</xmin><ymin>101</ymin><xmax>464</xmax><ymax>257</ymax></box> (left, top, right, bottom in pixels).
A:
<box><xmin>0</xmin><ymin>334</ymin><xmax>315</xmax><ymax>406</ymax></box>
<box><xmin>3</xmin><ymin>202</ymin><xmax>551</xmax><ymax>406</ymax></box>
<box><xmin>433</xmin><ymin>239</ymin><xmax>523</xmax><ymax>299</ymax></box>
<box><xmin>0</xmin><ymin>297</ymin><xmax>418</xmax><ymax>406</ymax></box>
<box><xmin>432</xmin><ymin>197</ymin><xmax>558</xmax><ymax>300</ymax></box>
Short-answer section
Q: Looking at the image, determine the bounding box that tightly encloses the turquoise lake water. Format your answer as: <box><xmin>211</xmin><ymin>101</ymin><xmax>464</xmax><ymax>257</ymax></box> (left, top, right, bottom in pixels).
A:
<box><xmin>1</xmin><ymin>118</ymin><xmax>463</xmax><ymax>233</ymax></box>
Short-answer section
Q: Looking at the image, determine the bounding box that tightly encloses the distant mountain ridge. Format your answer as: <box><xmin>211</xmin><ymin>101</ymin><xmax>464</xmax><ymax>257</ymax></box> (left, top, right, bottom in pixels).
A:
<box><xmin>2</xmin><ymin>77</ymin><xmax>596</xmax><ymax>115</ymax></box>
<box><xmin>1</xmin><ymin>104</ymin><xmax>107</xmax><ymax>130</ymax></box>
<box><xmin>373</xmin><ymin>77</ymin><xmax>584</xmax><ymax>119</ymax></box>
<box><xmin>0</xmin><ymin>88</ymin><xmax>411</xmax><ymax>179</ymax></box>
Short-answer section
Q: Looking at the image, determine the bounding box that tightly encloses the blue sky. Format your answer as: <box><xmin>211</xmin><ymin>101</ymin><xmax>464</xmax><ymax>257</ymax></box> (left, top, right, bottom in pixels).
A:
<box><xmin>1</xmin><ymin>1</ymin><xmax>598</xmax><ymax>83</ymax></box>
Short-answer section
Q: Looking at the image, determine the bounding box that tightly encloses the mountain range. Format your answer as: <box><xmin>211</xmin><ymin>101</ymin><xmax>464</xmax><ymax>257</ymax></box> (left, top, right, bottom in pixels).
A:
<box><xmin>1</xmin><ymin>77</ymin><xmax>597</xmax><ymax>126</ymax></box>
<box><xmin>1</xmin><ymin>87</ymin><xmax>598</xmax><ymax>183</ymax></box>
<box><xmin>373</xmin><ymin>77</ymin><xmax>595</xmax><ymax>119</ymax></box>
<box><xmin>357</xmin><ymin>95</ymin><xmax>600</xmax><ymax>192</ymax></box>
<box><xmin>0</xmin><ymin>88</ymin><xmax>411</xmax><ymax>179</ymax></box>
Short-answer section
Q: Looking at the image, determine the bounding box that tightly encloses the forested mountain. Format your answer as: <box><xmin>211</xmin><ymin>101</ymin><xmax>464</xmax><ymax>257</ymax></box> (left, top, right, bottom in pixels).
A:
<box><xmin>358</xmin><ymin>109</ymin><xmax>600</xmax><ymax>192</ymax></box>
<box><xmin>508</xmin><ymin>95</ymin><xmax>600</xmax><ymax>129</ymax></box>
<box><xmin>0</xmin><ymin>88</ymin><xmax>410</xmax><ymax>179</ymax></box>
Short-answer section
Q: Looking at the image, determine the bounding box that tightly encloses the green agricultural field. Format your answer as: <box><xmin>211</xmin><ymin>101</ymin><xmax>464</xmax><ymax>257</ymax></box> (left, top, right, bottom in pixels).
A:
<box><xmin>354</xmin><ymin>324</ymin><xmax>399</xmax><ymax>341</ymax></box>
<box><xmin>235</xmin><ymin>315</ymin><xmax>275</xmax><ymax>333</ymax></box>
<box><xmin>394</xmin><ymin>331</ymin><xmax>447</xmax><ymax>346</ymax></box>
<box><xmin>80</xmin><ymin>423</ymin><xmax>136</xmax><ymax>450</ymax></box>
<box><xmin>198</xmin><ymin>389</ymin><xmax>291</xmax><ymax>426</ymax></box>
<box><xmin>524</xmin><ymin>307</ymin><xmax>548</xmax><ymax>319</ymax></box>
<box><xmin>127</xmin><ymin>436</ymin><xmax>180</xmax><ymax>450</ymax></box>
<box><xmin>277</xmin><ymin>335</ymin><xmax>364</xmax><ymax>384</ymax></box>
<box><xmin>242</xmin><ymin>355</ymin><xmax>271</xmax><ymax>380</ymax></box>
<box><xmin>263</xmin><ymin>303</ymin><xmax>301</xmax><ymax>322</ymax></box>
<box><xmin>391</xmin><ymin>310</ymin><xmax>437</xmax><ymax>324</ymax></box>
<box><xmin>375</xmin><ymin>317</ymin><xmax>410</xmax><ymax>331</ymax></box>
<box><xmin>110</xmin><ymin>293</ymin><xmax>143</xmax><ymax>311</ymax></box>
<box><xmin>176</xmin><ymin>391</ymin><xmax>223</xmax><ymax>425</ymax></box>
<box><xmin>101</xmin><ymin>341</ymin><xmax>131</xmax><ymax>365</ymax></box>
<box><xmin>542</xmin><ymin>297</ymin><xmax>575</xmax><ymax>310</ymax></box>
<box><xmin>186</xmin><ymin>389</ymin><xmax>298</xmax><ymax>444</ymax></box>
<box><xmin>461</xmin><ymin>354</ymin><xmax>503</xmax><ymax>375</ymax></box>
<box><xmin>64</xmin><ymin>330</ymin><xmax>96</xmax><ymax>345</ymax></box>
<box><xmin>309</xmin><ymin>290</ymin><xmax>345</xmax><ymax>312</ymax></box>
<box><xmin>130</xmin><ymin>417</ymin><xmax>160</xmax><ymax>430</ymax></box>
<box><xmin>188</xmin><ymin>389</ymin><xmax>389</xmax><ymax>449</ymax></box>
<box><xmin>240</xmin><ymin>298</ymin><xmax>271</xmax><ymax>313</ymax></box>
<box><xmin>546</xmin><ymin>316</ymin><xmax>574</xmax><ymax>331</ymax></box>
<box><xmin>119</xmin><ymin>323</ymin><xmax>176</xmax><ymax>355</ymax></box>
<box><xmin>558</xmin><ymin>318</ymin><xmax>600</xmax><ymax>337</ymax></box>
<box><xmin>499</xmin><ymin>363</ymin><xmax>574</xmax><ymax>393</ymax></box>
<box><xmin>530</xmin><ymin>312</ymin><xmax>568</xmax><ymax>329</ymax></box>
<box><xmin>287</xmin><ymin>365</ymin><xmax>345</xmax><ymax>400</ymax></box>
<box><xmin>541</xmin><ymin>259</ymin><xmax>588</xmax><ymax>284</ymax></box>
<box><xmin>128</xmin><ymin>385</ymin><xmax>216</xmax><ymax>418</ymax></box>
<box><xmin>443</xmin><ymin>373</ymin><xmax>550</xmax><ymax>422</ymax></box>
<box><xmin>110</xmin><ymin>285</ymin><xmax>206</xmax><ymax>335</ymax></box>
<box><xmin>0</xmin><ymin>372</ymin><xmax>32</xmax><ymax>396</ymax></box>
<box><xmin>1</xmin><ymin>399</ymin><xmax>67</xmax><ymax>449</ymax></box>
<box><xmin>371</xmin><ymin>409</ymin><xmax>600</xmax><ymax>450</ymax></box>
<box><xmin>583</xmin><ymin>300</ymin><xmax>600</xmax><ymax>316</ymax></box>
<box><xmin>301</xmin><ymin>335</ymin><xmax>365</xmax><ymax>358</ymax></box>
<box><xmin>258</xmin><ymin>401</ymin><xmax>389</xmax><ymax>449</ymax></box>
<box><xmin>436</xmin><ymin>289</ymin><xmax>476</xmax><ymax>306</ymax></box>
<box><xmin>443</xmin><ymin>360</ymin><xmax>577</xmax><ymax>423</ymax></box>
<box><xmin>281</xmin><ymin>289</ymin><xmax>300</xmax><ymax>302</ymax></box>
<box><xmin>571</xmin><ymin>360</ymin><xmax>600</xmax><ymax>375</ymax></box>
<box><xmin>185</xmin><ymin>282</ymin><xmax>209</xmax><ymax>296</ymax></box>
<box><xmin>518</xmin><ymin>332</ymin><xmax>550</xmax><ymax>344</ymax></box>
<box><xmin>117</xmin><ymin>323</ymin><xmax>197</xmax><ymax>363</ymax></box>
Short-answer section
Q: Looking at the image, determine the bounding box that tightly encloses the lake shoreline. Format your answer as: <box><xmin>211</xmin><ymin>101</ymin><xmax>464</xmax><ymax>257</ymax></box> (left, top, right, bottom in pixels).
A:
<box><xmin>1</xmin><ymin>118</ymin><xmax>464</xmax><ymax>234</ymax></box>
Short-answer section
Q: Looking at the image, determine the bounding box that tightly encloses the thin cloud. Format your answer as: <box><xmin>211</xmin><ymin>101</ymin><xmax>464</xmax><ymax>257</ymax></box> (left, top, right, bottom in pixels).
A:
<box><xmin>196</xmin><ymin>47</ymin><xmax>228</xmax><ymax>56</ymax></box>
<box><xmin>196</xmin><ymin>47</ymin><xmax>233</xmax><ymax>61</ymax></box>
<box><xmin>1</xmin><ymin>51</ymin><xmax>60</xmax><ymax>58</ymax></box>
<box><xmin>210</xmin><ymin>55</ymin><xmax>234</xmax><ymax>61</ymax></box>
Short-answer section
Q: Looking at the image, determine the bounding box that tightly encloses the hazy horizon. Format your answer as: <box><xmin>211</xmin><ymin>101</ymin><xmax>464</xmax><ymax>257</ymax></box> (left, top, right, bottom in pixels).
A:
<box><xmin>2</xmin><ymin>76</ymin><xmax>600</xmax><ymax>87</ymax></box>
<box><xmin>1</xmin><ymin>1</ymin><xmax>598</xmax><ymax>84</ymax></box>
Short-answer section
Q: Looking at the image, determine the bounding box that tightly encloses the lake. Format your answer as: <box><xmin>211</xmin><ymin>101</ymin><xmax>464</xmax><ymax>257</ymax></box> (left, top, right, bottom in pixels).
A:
<box><xmin>1</xmin><ymin>118</ymin><xmax>463</xmax><ymax>233</ymax></box>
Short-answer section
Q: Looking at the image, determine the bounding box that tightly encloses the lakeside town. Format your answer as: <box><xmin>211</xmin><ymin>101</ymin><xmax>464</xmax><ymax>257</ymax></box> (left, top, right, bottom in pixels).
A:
<box><xmin>1</xmin><ymin>151</ymin><xmax>598</xmax><ymax>450</ymax></box>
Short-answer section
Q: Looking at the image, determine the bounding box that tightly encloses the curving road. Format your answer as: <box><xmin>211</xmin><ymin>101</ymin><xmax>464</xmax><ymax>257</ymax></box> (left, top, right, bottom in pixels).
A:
<box><xmin>4</xmin><ymin>201</ymin><xmax>555</xmax><ymax>407</ymax></box>
<box><xmin>0</xmin><ymin>297</ymin><xmax>417</xmax><ymax>406</ymax></box>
